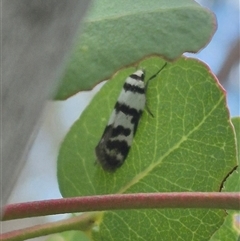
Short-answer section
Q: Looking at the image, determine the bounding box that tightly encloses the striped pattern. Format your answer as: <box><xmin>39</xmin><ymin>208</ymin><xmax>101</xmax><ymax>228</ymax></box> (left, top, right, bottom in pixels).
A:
<box><xmin>95</xmin><ymin>70</ymin><xmax>146</xmax><ymax>171</ymax></box>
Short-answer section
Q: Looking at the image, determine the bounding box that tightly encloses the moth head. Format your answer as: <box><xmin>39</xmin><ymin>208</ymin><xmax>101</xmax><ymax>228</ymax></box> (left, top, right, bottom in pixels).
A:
<box><xmin>130</xmin><ymin>69</ymin><xmax>145</xmax><ymax>82</ymax></box>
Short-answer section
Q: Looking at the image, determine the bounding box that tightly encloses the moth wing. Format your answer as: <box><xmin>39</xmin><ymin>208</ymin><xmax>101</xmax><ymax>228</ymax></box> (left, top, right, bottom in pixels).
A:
<box><xmin>95</xmin><ymin>109</ymin><xmax>117</xmax><ymax>156</ymax></box>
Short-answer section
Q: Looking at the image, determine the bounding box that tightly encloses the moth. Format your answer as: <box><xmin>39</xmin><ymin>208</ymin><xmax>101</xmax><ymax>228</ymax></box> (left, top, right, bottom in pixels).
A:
<box><xmin>95</xmin><ymin>64</ymin><xmax>167</xmax><ymax>171</ymax></box>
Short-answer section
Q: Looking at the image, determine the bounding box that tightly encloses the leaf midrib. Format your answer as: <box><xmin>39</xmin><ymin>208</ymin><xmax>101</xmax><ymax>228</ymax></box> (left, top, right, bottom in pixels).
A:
<box><xmin>117</xmin><ymin>94</ymin><xmax>224</xmax><ymax>194</ymax></box>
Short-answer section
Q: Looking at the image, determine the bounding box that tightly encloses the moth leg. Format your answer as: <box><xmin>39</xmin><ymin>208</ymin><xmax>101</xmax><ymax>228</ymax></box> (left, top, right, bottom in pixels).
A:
<box><xmin>145</xmin><ymin>103</ymin><xmax>154</xmax><ymax>117</ymax></box>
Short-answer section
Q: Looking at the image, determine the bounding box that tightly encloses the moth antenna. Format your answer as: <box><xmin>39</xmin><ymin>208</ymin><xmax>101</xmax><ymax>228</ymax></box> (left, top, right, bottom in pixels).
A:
<box><xmin>145</xmin><ymin>62</ymin><xmax>167</xmax><ymax>90</ymax></box>
<box><xmin>144</xmin><ymin>62</ymin><xmax>167</xmax><ymax>117</ymax></box>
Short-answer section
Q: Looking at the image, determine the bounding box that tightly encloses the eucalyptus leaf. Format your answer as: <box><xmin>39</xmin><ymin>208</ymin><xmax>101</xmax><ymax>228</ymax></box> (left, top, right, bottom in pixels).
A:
<box><xmin>57</xmin><ymin>56</ymin><xmax>237</xmax><ymax>240</ymax></box>
<box><xmin>55</xmin><ymin>0</ymin><xmax>216</xmax><ymax>99</ymax></box>
<box><xmin>46</xmin><ymin>230</ymin><xmax>90</xmax><ymax>241</ymax></box>
<box><xmin>210</xmin><ymin>117</ymin><xmax>240</xmax><ymax>241</ymax></box>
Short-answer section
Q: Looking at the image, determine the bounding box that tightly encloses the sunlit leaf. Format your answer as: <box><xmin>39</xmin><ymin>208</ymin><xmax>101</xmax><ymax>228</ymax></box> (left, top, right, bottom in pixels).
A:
<box><xmin>210</xmin><ymin>117</ymin><xmax>240</xmax><ymax>241</ymax></box>
<box><xmin>57</xmin><ymin>56</ymin><xmax>236</xmax><ymax>240</ymax></box>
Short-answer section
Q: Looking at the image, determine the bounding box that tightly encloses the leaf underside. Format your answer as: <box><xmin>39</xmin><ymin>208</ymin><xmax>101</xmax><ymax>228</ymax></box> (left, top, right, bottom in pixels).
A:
<box><xmin>57</xmin><ymin>56</ymin><xmax>237</xmax><ymax>241</ymax></box>
<box><xmin>54</xmin><ymin>0</ymin><xmax>216</xmax><ymax>100</ymax></box>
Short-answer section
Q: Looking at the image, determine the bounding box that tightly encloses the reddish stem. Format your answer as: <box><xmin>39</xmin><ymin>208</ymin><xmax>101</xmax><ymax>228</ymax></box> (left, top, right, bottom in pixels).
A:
<box><xmin>2</xmin><ymin>192</ymin><xmax>239</xmax><ymax>221</ymax></box>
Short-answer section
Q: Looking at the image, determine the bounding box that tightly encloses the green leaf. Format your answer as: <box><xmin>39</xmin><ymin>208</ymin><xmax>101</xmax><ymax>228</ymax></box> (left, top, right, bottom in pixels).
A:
<box><xmin>57</xmin><ymin>56</ymin><xmax>237</xmax><ymax>240</ymax></box>
<box><xmin>210</xmin><ymin>117</ymin><xmax>240</xmax><ymax>241</ymax></box>
<box><xmin>231</xmin><ymin>117</ymin><xmax>240</xmax><ymax>165</ymax></box>
<box><xmin>54</xmin><ymin>0</ymin><xmax>216</xmax><ymax>99</ymax></box>
<box><xmin>46</xmin><ymin>230</ymin><xmax>90</xmax><ymax>241</ymax></box>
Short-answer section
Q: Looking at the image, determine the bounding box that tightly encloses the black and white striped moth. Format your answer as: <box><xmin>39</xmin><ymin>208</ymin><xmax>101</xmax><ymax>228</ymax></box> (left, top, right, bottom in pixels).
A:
<box><xmin>95</xmin><ymin>64</ymin><xmax>166</xmax><ymax>171</ymax></box>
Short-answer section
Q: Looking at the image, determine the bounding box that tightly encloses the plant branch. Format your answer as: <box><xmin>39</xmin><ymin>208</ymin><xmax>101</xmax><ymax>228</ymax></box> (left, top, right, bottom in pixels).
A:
<box><xmin>2</xmin><ymin>192</ymin><xmax>239</xmax><ymax>221</ymax></box>
<box><xmin>0</xmin><ymin>212</ymin><xmax>98</xmax><ymax>241</ymax></box>
<box><xmin>217</xmin><ymin>39</ymin><xmax>240</xmax><ymax>84</ymax></box>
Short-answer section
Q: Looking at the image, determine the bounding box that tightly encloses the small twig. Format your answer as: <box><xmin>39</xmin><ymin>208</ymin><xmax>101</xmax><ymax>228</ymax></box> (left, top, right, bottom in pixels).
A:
<box><xmin>217</xmin><ymin>39</ymin><xmax>240</xmax><ymax>84</ymax></box>
<box><xmin>0</xmin><ymin>212</ymin><xmax>98</xmax><ymax>241</ymax></box>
